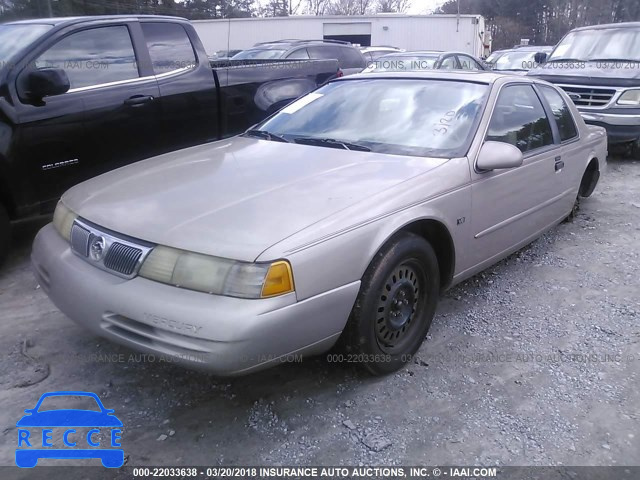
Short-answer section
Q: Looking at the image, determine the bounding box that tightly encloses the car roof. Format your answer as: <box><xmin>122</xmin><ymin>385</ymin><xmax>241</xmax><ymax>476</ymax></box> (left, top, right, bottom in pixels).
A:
<box><xmin>495</xmin><ymin>46</ymin><xmax>553</xmax><ymax>53</ymax></box>
<box><xmin>5</xmin><ymin>14</ymin><xmax>186</xmax><ymax>26</ymax></box>
<box><xmin>378</xmin><ymin>50</ymin><xmax>477</xmax><ymax>57</ymax></box>
<box><xmin>252</xmin><ymin>39</ymin><xmax>354</xmax><ymax>49</ymax></box>
<box><xmin>571</xmin><ymin>21</ymin><xmax>640</xmax><ymax>32</ymax></box>
<box><xmin>339</xmin><ymin>70</ymin><xmax>519</xmax><ymax>84</ymax></box>
<box><xmin>361</xmin><ymin>46</ymin><xmax>400</xmax><ymax>52</ymax></box>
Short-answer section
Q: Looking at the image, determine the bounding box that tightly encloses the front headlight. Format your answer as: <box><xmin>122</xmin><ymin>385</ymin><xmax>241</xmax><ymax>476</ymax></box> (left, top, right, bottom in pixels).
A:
<box><xmin>52</xmin><ymin>201</ymin><xmax>77</xmax><ymax>241</ymax></box>
<box><xmin>139</xmin><ymin>245</ymin><xmax>294</xmax><ymax>299</ymax></box>
<box><xmin>617</xmin><ymin>89</ymin><xmax>640</xmax><ymax>106</ymax></box>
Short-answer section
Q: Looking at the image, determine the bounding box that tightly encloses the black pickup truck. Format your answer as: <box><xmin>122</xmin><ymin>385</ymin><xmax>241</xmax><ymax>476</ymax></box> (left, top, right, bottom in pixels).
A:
<box><xmin>0</xmin><ymin>15</ymin><xmax>339</xmax><ymax>263</ymax></box>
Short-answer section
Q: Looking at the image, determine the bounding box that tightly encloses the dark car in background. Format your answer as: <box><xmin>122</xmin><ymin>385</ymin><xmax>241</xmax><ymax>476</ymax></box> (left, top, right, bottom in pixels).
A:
<box><xmin>209</xmin><ymin>48</ymin><xmax>243</xmax><ymax>60</ymax></box>
<box><xmin>528</xmin><ymin>22</ymin><xmax>640</xmax><ymax>154</ymax></box>
<box><xmin>486</xmin><ymin>46</ymin><xmax>553</xmax><ymax>74</ymax></box>
<box><xmin>232</xmin><ymin>39</ymin><xmax>367</xmax><ymax>75</ymax></box>
<box><xmin>0</xmin><ymin>16</ymin><xmax>339</xmax><ymax>264</ymax></box>
<box><xmin>362</xmin><ymin>50</ymin><xmax>487</xmax><ymax>73</ymax></box>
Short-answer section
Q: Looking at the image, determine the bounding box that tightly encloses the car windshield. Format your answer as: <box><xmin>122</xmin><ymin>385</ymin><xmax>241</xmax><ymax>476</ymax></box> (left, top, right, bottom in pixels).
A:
<box><xmin>232</xmin><ymin>48</ymin><xmax>287</xmax><ymax>60</ymax></box>
<box><xmin>0</xmin><ymin>24</ymin><xmax>52</xmax><ymax>66</ymax></box>
<box><xmin>492</xmin><ymin>51</ymin><xmax>537</xmax><ymax>70</ymax></box>
<box><xmin>363</xmin><ymin>55</ymin><xmax>439</xmax><ymax>73</ymax></box>
<box><xmin>36</xmin><ymin>395</ymin><xmax>101</xmax><ymax>412</ymax></box>
<box><xmin>548</xmin><ymin>27</ymin><xmax>640</xmax><ymax>62</ymax></box>
<box><xmin>485</xmin><ymin>51</ymin><xmax>502</xmax><ymax>63</ymax></box>
<box><xmin>256</xmin><ymin>78</ymin><xmax>489</xmax><ymax>158</ymax></box>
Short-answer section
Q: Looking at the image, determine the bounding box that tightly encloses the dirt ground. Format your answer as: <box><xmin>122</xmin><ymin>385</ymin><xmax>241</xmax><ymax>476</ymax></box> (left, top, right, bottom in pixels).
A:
<box><xmin>1</xmin><ymin>155</ymin><xmax>639</xmax><ymax>478</ymax></box>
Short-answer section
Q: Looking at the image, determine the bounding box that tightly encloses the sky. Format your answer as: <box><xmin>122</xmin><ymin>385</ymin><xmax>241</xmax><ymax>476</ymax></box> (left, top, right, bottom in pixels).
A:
<box><xmin>408</xmin><ymin>0</ymin><xmax>448</xmax><ymax>14</ymax></box>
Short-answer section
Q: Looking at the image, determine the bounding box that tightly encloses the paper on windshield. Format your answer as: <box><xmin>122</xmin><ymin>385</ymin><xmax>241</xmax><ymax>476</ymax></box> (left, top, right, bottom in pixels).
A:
<box><xmin>280</xmin><ymin>93</ymin><xmax>324</xmax><ymax>114</ymax></box>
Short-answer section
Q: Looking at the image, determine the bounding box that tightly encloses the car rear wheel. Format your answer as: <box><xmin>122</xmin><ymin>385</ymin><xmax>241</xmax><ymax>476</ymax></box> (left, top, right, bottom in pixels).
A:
<box><xmin>0</xmin><ymin>203</ymin><xmax>10</xmax><ymax>267</ymax></box>
<box><xmin>342</xmin><ymin>232</ymin><xmax>440</xmax><ymax>375</ymax></box>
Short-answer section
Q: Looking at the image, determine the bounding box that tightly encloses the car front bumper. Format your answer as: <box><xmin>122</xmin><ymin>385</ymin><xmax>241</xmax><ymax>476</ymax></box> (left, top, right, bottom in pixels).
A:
<box><xmin>580</xmin><ymin>111</ymin><xmax>640</xmax><ymax>144</ymax></box>
<box><xmin>31</xmin><ymin>224</ymin><xmax>360</xmax><ymax>376</ymax></box>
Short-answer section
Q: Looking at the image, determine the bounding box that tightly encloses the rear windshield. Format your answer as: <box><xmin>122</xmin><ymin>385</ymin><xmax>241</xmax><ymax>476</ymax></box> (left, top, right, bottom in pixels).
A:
<box><xmin>0</xmin><ymin>24</ymin><xmax>52</xmax><ymax>66</ymax></box>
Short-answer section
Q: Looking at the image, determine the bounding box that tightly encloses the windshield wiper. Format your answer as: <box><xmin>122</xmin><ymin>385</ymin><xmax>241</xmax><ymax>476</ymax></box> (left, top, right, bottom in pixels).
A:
<box><xmin>243</xmin><ymin>129</ymin><xmax>290</xmax><ymax>143</ymax></box>
<box><xmin>293</xmin><ymin>137</ymin><xmax>371</xmax><ymax>152</ymax></box>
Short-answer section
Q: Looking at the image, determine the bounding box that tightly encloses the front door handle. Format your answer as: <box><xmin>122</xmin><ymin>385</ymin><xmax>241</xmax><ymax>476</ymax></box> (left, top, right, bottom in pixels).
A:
<box><xmin>124</xmin><ymin>95</ymin><xmax>154</xmax><ymax>107</ymax></box>
<box><xmin>555</xmin><ymin>156</ymin><xmax>564</xmax><ymax>171</ymax></box>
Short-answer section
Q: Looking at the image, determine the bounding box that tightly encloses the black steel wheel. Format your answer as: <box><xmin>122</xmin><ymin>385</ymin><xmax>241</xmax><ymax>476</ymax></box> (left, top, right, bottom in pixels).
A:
<box><xmin>341</xmin><ymin>232</ymin><xmax>440</xmax><ymax>375</ymax></box>
<box><xmin>375</xmin><ymin>262</ymin><xmax>427</xmax><ymax>353</ymax></box>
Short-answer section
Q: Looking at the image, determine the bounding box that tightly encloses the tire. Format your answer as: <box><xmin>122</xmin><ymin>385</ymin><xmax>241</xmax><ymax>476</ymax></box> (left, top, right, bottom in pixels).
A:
<box><xmin>629</xmin><ymin>140</ymin><xmax>640</xmax><ymax>160</ymax></box>
<box><xmin>0</xmin><ymin>203</ymin><xmax>10</xmax><ymax>267</ymax></box>
<box><xmin>342</xmin><ymin>232</ymin><xmax>440</xmax><ymax>375</ymax></box>
<box><xmin>564</xmin><ymin>195</ymin><xmax>580</xmax><ymax>223</ymax></box>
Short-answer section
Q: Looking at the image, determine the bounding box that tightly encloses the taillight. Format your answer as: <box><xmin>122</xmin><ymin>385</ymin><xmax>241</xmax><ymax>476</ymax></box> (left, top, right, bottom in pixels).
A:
<box><xmin>336</xmin><ymin>69</ymin><xmax>344</xmax><ymax>78</ymax></box>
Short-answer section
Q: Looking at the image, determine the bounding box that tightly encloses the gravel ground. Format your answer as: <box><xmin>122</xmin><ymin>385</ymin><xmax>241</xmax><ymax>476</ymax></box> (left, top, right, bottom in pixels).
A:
<box><xmin>0</xmin><ymin>155</ymin><xmax>638</xmax><ymax>476</ymax></box>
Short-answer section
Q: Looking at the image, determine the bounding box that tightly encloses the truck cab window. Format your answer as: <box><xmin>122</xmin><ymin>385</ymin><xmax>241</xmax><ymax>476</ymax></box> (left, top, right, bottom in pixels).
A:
<box><xmin>34</xmin><ymin>26</ymin><xmax>138</xmax><ymax>90</ymax></box>
<box><xmin>487</xmin><ymin>85</ymin><xmax>553</xmax><ymax>153</ymax></box>
<box><xmin>141</xmin><ymin>23</ymin><xmax>197</xmax><ymax>75</ymax></box>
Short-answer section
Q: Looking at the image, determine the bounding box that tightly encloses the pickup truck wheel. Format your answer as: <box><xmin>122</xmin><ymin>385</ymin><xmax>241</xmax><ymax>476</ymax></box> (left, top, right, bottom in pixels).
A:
<box><xmin>343</xmin><ymin>232</ymin><xmax>440</xmax><ymax>375</ymax></box>
<box><xmin>0</xmin><ymin>204</ymin><xmax>10</xmax><ymax>267</ymax></box>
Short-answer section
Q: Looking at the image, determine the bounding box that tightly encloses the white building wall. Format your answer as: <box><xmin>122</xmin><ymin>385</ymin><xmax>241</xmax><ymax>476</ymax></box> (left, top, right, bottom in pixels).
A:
<box><xmin>192</xmin><ymin>15</ymin><xmax>486</xmax><ymax>57</ymax></box>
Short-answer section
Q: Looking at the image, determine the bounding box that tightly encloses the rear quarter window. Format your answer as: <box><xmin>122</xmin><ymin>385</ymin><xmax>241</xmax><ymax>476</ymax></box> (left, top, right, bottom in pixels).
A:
<box><xmin>539</xmin><ymin>86</ymin><xmax>579</xmax><ymax>142</ymax></box>
<box><xmin>141</xmin><ymin>22</ymin><xmax>197</xmax><ymax>74</ymax></box>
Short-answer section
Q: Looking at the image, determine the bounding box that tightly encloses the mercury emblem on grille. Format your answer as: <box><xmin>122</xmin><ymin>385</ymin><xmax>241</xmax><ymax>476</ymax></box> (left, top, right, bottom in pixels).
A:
<box><xmin>89</xmin><ymin>235</ymin><xmax>107</xmax><ymax>261</ymax></box>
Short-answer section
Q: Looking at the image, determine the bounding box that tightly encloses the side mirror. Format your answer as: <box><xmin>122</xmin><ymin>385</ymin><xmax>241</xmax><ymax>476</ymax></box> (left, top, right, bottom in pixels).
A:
<box><xmin>27</xmin><ymin>68</ymin><xmax>70</xmax><ymax>99</ymax></box>
<box><xmin>534</xmin><ymin>52</ymin><xmax>548</xmax><ymax>64</ymax></box>
<box><xmin>477</xmin><ymin>141</ymin><xmax>523</xmax><ymax>171</ymax></box>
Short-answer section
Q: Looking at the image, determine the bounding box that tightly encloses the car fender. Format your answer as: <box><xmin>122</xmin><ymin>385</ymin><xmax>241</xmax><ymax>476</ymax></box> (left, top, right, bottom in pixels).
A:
<box><xmin>267</xmin><ymin>178</ymin><xmax>470</xmax><ymax>302</ymax></box>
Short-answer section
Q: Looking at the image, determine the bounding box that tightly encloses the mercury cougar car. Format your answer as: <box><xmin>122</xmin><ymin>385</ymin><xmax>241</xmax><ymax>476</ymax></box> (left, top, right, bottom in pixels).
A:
<box><xmin>31</xmin><ymin>71</ymin><xmax>607</xmax><ymax>376</ymax></box>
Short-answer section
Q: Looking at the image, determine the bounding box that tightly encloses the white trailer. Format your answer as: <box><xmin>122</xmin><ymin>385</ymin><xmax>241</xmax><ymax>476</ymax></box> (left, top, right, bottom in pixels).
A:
<box><xmin>193</xmin><ymin>14</ymin><xmax>490</xmax><ymax>58</ymax></box>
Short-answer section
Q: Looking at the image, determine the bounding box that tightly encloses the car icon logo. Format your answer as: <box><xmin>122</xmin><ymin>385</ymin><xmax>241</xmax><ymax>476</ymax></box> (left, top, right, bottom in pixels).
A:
<box><xmin>15</xmin><ymin>391</ymin><xmax>124</xmax><ymax>468</ymax></box>
<box><xmin>89</xmin><ymin>236</ymin><xmax>106</xmax><ymax>261</ymax></box>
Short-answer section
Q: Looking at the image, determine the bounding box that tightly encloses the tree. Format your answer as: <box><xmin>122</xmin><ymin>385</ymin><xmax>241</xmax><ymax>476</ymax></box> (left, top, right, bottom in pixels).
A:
<box><xmin>376</xmin><ymin>0</ymin><xmax>410</xmax><ymax>13</ymax></box>
<box><xmin>264</xmin><ymin>0</ymin><xmax>288</xmax><ymax>16</ymax></box>
<box><xmin>328</xmin><ymin>0</ymin><xmax>373</xmax><ymax>15</ymax></box>
<box><xmin>306</xmin><ymin>0</ymin><xmax>331</xmax><ymax>15</ymax></box>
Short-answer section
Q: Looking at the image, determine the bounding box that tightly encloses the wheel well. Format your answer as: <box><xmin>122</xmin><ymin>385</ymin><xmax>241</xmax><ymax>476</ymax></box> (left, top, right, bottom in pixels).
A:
<box><xmin>399</xmin><ymin>219</ymin><xmax>455</xmax><ymax>291</ymax></box>
<box><xmin>579</xmin><ymin>157</ymin><xmax>600</xmax><ymax>198</ymax></box>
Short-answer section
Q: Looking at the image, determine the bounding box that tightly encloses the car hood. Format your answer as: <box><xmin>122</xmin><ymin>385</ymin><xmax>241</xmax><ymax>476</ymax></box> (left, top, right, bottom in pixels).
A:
<box><xmin>63</xmin><ymin>137</ymin><xmax>449</xmax><ymax>262</ymax></box>
<box><xmin>528</xmin><ymin>60</ymin><xmax>640</xmax><ymax>87</ymax></box>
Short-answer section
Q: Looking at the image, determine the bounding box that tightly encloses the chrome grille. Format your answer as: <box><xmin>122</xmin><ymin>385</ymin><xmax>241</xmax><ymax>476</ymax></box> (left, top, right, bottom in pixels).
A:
<box><xmin>68</xmin><ymin>219</ymin><xmax>153</xmax><ymax>279</ymax></box>
<box><xmin>103</xmin><ymin>242</ymin><xmax>143</xmax><ymax>276</ymax></box>
<box><xmin>70</xmin><ymin>224</ymin><xmax>91</xmax><ymax>257</ymax></box>
<box><xmin>559</xmin><ymin>85</ymin><xmax>616</xmax><ymax>107</ymax></box>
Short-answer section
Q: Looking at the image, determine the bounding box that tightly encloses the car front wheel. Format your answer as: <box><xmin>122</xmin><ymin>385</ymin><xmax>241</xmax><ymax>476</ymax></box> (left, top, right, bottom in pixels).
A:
<box><xmin>343</xmin><ymin>232</ymin><xmax>440</xmax><ymax>375</ymax></box>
